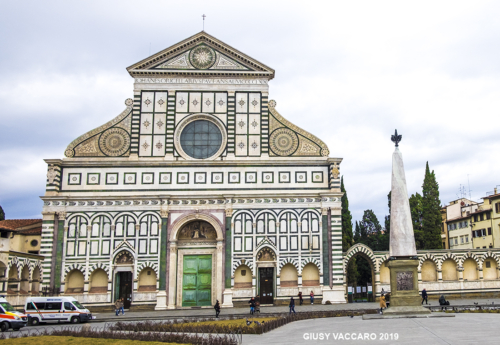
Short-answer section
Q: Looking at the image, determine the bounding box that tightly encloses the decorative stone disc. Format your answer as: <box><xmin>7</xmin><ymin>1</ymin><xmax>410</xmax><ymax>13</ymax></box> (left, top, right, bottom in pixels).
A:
<box><xmin>269</xmin><ymin>128</ymin><xmax>299</xmax><ymax>156</ymax></box>
<box><xmin>124</xmin><ymin>98</ymin><xmax>133</xmax><ymax>106</ymax></box>
<box><xmin>65</xmin><ymin>149</ymin><xmax>75</xmax><ymax>157</ymax></box>
<box><xmin>321</xmin><ymin>147</ymin><xmax>330</xmax><ymax>157</ymax></box>
<box><xmin>189</xmin><ymin>45</ymin><xmax>216</xmax><ymax>70</ymax></box>
<box><xmin>98</xmin><ymin>128</ymin><xmax>130</xmax><ymax>156</ymax></box>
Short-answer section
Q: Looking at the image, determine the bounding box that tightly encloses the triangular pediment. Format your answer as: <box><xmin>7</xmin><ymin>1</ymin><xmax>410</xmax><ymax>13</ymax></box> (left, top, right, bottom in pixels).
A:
<box><xmin>127</xmin><ymin>32</ymin><xmax>275</xmax><ymax>79</ymax></box>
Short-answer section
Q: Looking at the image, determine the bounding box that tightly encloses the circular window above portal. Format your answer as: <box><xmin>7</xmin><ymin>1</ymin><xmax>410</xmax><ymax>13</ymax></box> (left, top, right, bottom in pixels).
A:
<box><xmin>174</xmin><ymin>114</ymin><xmax>227</xmax><ymax>160</ymax></box>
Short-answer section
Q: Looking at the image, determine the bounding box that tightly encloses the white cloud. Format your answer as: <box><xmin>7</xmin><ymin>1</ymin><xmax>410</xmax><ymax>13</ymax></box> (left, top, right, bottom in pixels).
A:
<box><xmin>1</xmin><ymin>0</ymin><xmax>499</xmax><ymax>222</ymax></box>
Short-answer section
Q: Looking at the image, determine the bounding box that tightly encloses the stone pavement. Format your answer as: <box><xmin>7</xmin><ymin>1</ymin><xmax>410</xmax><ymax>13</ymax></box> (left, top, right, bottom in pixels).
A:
<box><xmin>91</xmin><ymin>297</ymin><xmax>500</xmax><ymax>321</ymax></box>
<box><xmin>243</xmin><ymin>313</ymin><xmax>500</xmax><ymax>345</ymax></box>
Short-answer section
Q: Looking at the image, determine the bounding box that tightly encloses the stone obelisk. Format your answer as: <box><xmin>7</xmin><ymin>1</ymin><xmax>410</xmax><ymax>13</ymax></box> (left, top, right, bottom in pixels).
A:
<box><xmin>384</xmin><ymin>130</ymin><xmax>430</xmax><ymax>315</ymax></box>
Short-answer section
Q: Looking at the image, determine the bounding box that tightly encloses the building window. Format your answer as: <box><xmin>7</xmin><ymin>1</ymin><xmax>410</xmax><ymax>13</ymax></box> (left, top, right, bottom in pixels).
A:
<box><xmin>486</xmin><ymin>213</ymin><xmax>491</xmax><ymax>220</ymax></box>
<box><xmin>486</xmin><ymin>261</ymin><xmax>491</xmax><ymax>268</ymax></box>
<box><xmin>465</xmin><ymin>236</ymin><xmax>469</xmax><ymax>243</ymax></box>
<box><xmin>180</xmin><ymin>120</ymin><xmax>223</xmax><ymax>159</ymax></box>
<box><xmin>496</xmin><ymin>203</ymin><xmax>500</xmax><ymax>213</ymax></box>
<box><xmin>480</xmin><ymin>214</ymin><xmax>484</xmax><ymax>221</ymax></box>
<box><xmin>474</xmin><ymin>215</ymin><xmax>478</xmax><ymax>222</ymax></box>
<box><xmin>454</xmin><ymin>238</ymin><xmax>458</xmax><ymax>245</ymax></box>
<box><xmin>30</xmin><ymin>239</ymin><xmax>39</xmax><ymax>247</ymax></box>
<box><xmin>461</xmin><ymin>237</ymin><xmax>464</xmax><ymax>244</ymax></box>
<box><xmin>488</xmin><ymin>227</ymin><xmax>492</xmax><ymax>235</ymax></box>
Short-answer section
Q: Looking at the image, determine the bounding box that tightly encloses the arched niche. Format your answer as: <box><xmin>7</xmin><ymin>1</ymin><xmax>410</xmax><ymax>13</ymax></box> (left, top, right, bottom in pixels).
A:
<box><xmin>442</xmin><ymin>259</ymin><xmax>458</xmax><ymax>281</ymax></box>
<box><xmin>280</xmin><ymin>264</ymin><xmax>298</xmax><ymax>287</ymax></box>
<box><xmin>234</xmin><ymin>265</ymin><xmax>252</xmax><ymax>289</ymax></box>
<box><xmin>65</xmin><ymin>269</ymin><xmax>84</xmax><ymax>294</ymax></box>
<box><xmin>421</xmin><ymin>260</ymin><xmax>437</xmax><ymax>282</ymax></box>
<box><xmin>138</xmin><ymin>267</ymin><xmax>157</xmax><ymax>292</ymax></box>
<box><xmin>89</xmin><ymin>269</ymin><xmax>108</xmax><ymax>293</ymax></box>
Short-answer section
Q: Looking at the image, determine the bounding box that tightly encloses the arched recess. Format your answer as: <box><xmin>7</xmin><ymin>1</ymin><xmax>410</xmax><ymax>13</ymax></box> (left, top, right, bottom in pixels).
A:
<box><xmin>280</xmin><ymin>263</ymin><xmax>298</xmax><ymax>287</ymax></box>
<box><xmin>483</xmin><ymin>257</ymin><xmax>499</xmax><ymax>280</ymax></box>
<box><xmin>234</xmin><ymin>264</ymin><xmax>252</xmax><ymax>289</ymax></box>
<box><xmin>343</xmin><ymin>244</ymin><xmax>377</xmax><ymax>302</ymax></box>
<box><xmin>463</xmin><ymin>258</ymin><xmax>478</xmax><ymax>281</ymax></box>
<box><xmin>31</xmin><ymin>266</ymin><xmax>41</xmax><ymax>294</ymax></box>
<box><xmin>302</xmin><ymin>263</ymin><xmax>320</xmax><ymax>286</ymax></box>
<box><xmin>421</xmin><ymin>260</ymin><xmax>438</xmax><ymax>282</ymax></box>
<box><xmin>0</xmin><ymin>261</ymin><xmax>7</xmax><ymax>278</ymax></box>
<box><xmin>442</xmin><ymin>259</ymin><xmax>458</xmax><ymax>281</ymax></box>
<box><xmin>89</xmin><ymin>268</ymin><xmax>108</xmax><ymax>293</ymax></box>
<box><xmin>170</xmin><ymin>213</ymin><xmax>224</xmax><ymax>241</ymax></box>
<box><xmin>20</xmin><ymin>265</ymin><xmax>30</xmax><ymax>294</ymax></box>
<box><xmin>138</xmin><ymin>267</ymin><xmax>157</xmax><ymax>292</ymax></box>
<box><xmin>7</xmin><ymin>265</ymin><xmax>19</xmax><ymax>294</ymax></box>
<box><xmin>65</xmin><ymin>269</ymin><xmax>84</xmax><ymax>294</ymax></box>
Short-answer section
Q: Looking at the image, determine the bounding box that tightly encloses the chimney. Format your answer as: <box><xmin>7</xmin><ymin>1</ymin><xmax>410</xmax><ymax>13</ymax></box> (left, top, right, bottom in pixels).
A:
<box><xmin>495</xmin><ymin>187</ymin><xmax>498</xmax><ymax>194</ymax></box>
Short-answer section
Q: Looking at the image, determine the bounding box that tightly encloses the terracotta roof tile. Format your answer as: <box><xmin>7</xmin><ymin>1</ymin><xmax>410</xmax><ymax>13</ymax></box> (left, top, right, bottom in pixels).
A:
<box><xmin>17</xmin><ymin>226</ymin><xmax>42</xmax><ymax>235</ymax></box>
<box><xmin>0</xmin><ymin>219</ymin><xmax>42</xmax><ymax>231</ymax></box>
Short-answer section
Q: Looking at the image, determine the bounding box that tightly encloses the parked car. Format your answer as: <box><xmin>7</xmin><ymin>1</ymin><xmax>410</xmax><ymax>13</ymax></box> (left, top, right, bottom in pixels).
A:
<box><xmin>24</xmin><ymin>297</ymin><xmax>93</xmax><ymax>325</ymax></box>
<box><xmin>0</xmin><ymin>297</ymin><xmax>28</xmax><ymax>332</ymax></box>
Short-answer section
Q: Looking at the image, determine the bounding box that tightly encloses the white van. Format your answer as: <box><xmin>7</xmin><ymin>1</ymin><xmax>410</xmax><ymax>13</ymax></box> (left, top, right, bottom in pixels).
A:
<box><xmin>24</xmin><ymin>297</ymin><xmax>93</xmax><ymax>325</ymax></box>
<box><xmin>0</xmin><ymin>297</ymin><xmax>27</xmax><ymax>332</ymax></box>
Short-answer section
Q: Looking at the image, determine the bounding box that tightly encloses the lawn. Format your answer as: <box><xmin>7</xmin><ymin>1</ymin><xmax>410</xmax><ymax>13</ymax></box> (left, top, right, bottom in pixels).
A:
<box><xmin>177</xmin><ymin>316</ymin><xmax>278</xmax><ymax>327</ymax></box>
<box><xmin>1</xmin><ymin>336</ymin><xmax>187</xmax><ymax>345</ymax></box>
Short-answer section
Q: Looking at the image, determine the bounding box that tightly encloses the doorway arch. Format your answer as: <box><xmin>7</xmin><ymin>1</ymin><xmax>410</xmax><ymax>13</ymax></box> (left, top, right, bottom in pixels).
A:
<box><xmin>344</xmin><ymin>244</ymin><xmax>377</xmax><ymax>303</ymax></box>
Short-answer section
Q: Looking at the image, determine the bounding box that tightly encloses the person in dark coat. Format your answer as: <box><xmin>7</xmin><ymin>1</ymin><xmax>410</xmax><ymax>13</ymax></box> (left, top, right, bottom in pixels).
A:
<box><xmin>298</xmin><ymin>291</ymin><xmax>303</xmax><ymax>305</ymax></box>
<box><xmin>421</xmin><ymin>288</ymin><xmax>428</xmax><ymax>305</ymax></box>
<box><xmin>248</xmin><ymin>297</ymin><xmax>256</xmax><ymax>315</ymax></box>
<box><xmin>289</xmin><ymin>297</ymin><xmax>296</xmax><ymax>314</ymax></box>
<box><xmin>439</xmin><ymin>295</ymin><xmax>450</xmax><ymax>306</ymax></box>
<box><xmin>214</xmin><ymin>300</ymin><xmax>221</xmax><ymax>318</ymax></box>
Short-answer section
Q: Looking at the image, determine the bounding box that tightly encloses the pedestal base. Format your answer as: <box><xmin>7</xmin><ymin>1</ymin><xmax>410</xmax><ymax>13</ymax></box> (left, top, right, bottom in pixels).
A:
<box><xmin>321</xmin><ymin>285</ymin><xmax>347</xmax><ymax>304</ymax></box>
<box><xmin>385</xmin><ymin>258</ymin><xmax>430</xmax><ymax>315</ymax></box>
<box><xmin>222</xmin><ymin>289</ymin><xmax>233</xmax><ymax>308</ymax></box>
<box><xmin>154</xmin><ymin>290</ymin><xmax>168</xmax><ymax>310</ymax></box>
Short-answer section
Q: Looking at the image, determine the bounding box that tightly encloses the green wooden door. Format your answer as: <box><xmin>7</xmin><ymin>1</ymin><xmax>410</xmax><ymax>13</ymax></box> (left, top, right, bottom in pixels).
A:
<box><xmin>182</xmin><ymin>255</ymin><xmax>212</xmax><ymax>307</ymax></box>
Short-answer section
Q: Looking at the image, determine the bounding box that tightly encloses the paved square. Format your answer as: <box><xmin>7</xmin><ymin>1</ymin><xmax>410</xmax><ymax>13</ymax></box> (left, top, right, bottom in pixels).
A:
<box><xmin>243</xmin><ymin>313</ymin><xmax>499</xmax><ymax>345</ymax></box>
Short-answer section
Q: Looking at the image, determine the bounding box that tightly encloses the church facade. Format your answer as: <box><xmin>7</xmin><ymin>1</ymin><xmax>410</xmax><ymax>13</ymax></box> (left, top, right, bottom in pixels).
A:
<box><xmin>40</xmin><ymin>32</ymin><xmax>345</xmax><ymax>309</ymax></box>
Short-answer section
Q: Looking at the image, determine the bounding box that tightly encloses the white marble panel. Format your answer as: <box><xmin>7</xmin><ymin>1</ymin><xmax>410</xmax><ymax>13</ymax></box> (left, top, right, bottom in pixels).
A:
<box><xmin>155</xmin><ymin>92</ymin><xmax>168</xmax><ymax>112</ymax></box>
<box><xmin>141</xmin><ymin>92</ymin><xmax>155</xmax><ymax>112</ymax></box>
<box><xmin>234</xmin><ymin>237</ymin><xmax>242</xmax><ymax>251</ymax></box>
<box><xmin>248</xmin><ymin>114</ymin><xmax>260</xmax><ymax>135</ymax></box>
<box><xmin>91</xmin><ymin>241</ymin><xmax>99</xmax><ymax>255</ymax></box>
<box><xmin>140</xmin><ymin>113</ymin><xmax>153</xmax><ymax>134</ymax></box>
<box><xmin>248</xmin><ymin>93</ymin><xmax>261</xmax><ymax>114</ymax></box>
<box><xmin>176</xmin><ymin>92</ymin><xmax>188</xmax><ymax>112</ymax></box>
<box><xmin>102</xmin><ymin>240</ymin><xmax>110</xmax><ymax>255</ymax></box>
<box><xmin>236</xmin><ymin>114</ymin><xmax>247</xmax><ymax>134</ymax></box>
<box><xmin>78</xmin><ymin>241</ymin><xmax>86</xmax><ymax>255</ymax></box>
<box><xmin>213</xmin><ymin>212</ymin><xmax>224</xmax><ymax>224</ymax></box>
<box><xmin>189</xmin><ymin>92</ymin><xmax>202</xmax><ymax>113</ymax></box>
<box><xmin>235</xmin><ymin>135</ymin><xmax>247</xmax><ymax>156</ymax></box>
<box><xmin>154</xmin><ymin>113</ymin><xmax>166</xmax><ymax>134</ymax></box>
<box><xmin>312</xmin><ymin>236</ymin><xmax>319</xmax><ymax>250</ymax></box>
<box><xmin>235</xmin><ymin>92</ymin><xmax>248</xmax><ymax>113</ymax></box>
<box><xmin>214</xmin><ymin>113</ymin><xmax>227</xmax><ymax>125</ymax></box>
<box><xmin>215</xmin><ymin>93</ymin><xmax>227</xmax><ymax>113</ymax></box>
<box><xmin>245</xmin><ymin>237</ymin><xmax>253</xmax><ymax>251</ymax></box>
<box><xmin>248</xmin><ymin>135</ymin><xmax>260</xmax><ymax>157</ymax></box>
<box><xmin>280</xmin><ymin>236</ymin><xmax>288</xmax><ymax>250</ymax></box>
<box><xmin>152</xmin><ymin>135</ymin><xmax>165</xmax><ymax>156</ymax></box>
<box><xmin>202</xmin><ymin>92</ymin><xmax>215</xmax><ymax>113</ymax></box>
<box><xmin>175</xmin><ymin>113</ymin><xmax>189</xmax><ymax>125</ymax></box>
<box><xmin>139</xmin><ymin>136</ymin><xmax>152</xmax><ymax>156</ymax></box>
<box><xmin>302</xmin><ymin>236</ymin><xmax>309</xmax><ymax>250</ymax></box>
<box><xmin>291</xmin><ymin>236</ymin><xmax>298</xmax><ymax>250</ymax></box>
<box><xmin>67</xmin><ymin>241</ymin><xmax>75</xmax><ymax>256</ymax></box>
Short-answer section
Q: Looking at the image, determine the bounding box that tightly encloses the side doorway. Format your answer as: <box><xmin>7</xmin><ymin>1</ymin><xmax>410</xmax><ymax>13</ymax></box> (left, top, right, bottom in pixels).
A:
<box><xmin>259</xmin><ymin>267</ymin><xmax>274</xmax><ymax>304</ymax></box>
<box><xmin>115</xmin><ymin>271</ymin><xmax>133</xmax><ymax>309</ymax></box>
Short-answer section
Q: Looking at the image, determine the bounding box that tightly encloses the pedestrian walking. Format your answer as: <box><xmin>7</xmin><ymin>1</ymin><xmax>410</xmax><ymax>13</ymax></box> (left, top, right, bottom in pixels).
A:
<box><xmin>289</xmin><ymin>297</ymin><xmax>296</xmax><ymax>314</ymax></box>
<box><xmin>421</xmin><ymin>288</ymin><xmax>428</xmax><ymax>305</ymax></box>
<box><xmin>310</xmin><ymin>291</ymin><xmax>314</xmax><ymax>305</ymax></box>
<box><xmin>214</xmin><ymin>300</ymin><xmax>221</xmax><ymax>318</ymax></box>
<box><xmin>248</xmin><ymin>297</ymin><xmax>256</xmax><ymax>315</ymax></box>
<box><xmin>119</xmin><ymin>298</ymin><xmax>125</xmax><ymax>315</ymax></box>
<box><xmin>114</xmin><ymin>299</ymin><xmax>121</xmax><ymax>316</ymax></box>
<box><xmin>298</xmin><ymin>291</ymin><xmax>303</xmax><ymax>305</ymax></box>
<box><xmin>380</xmin><ymin>294</ymin><xmax>387</xmax><ymax>312</ymax></box>
<box><xmin>255</xmin><ymin>294</ymin><xmax>261</xmax><ymax>314</ymax></box>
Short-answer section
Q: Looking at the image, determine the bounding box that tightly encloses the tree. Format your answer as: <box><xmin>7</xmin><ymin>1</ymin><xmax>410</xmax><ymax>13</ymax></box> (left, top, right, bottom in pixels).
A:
<box><xmin>422</xmin><ymin>162</ymin><xmax>443</xmax><ymax>249</ymax></box>
<box><xmin>0</xmin><ymin>205</ymin><xmax>4</xmax><ymax>221</ymax></box>
<box><xmin>356</xmin><ymin>210</ymin><xmax>385</xmax><ymax>251</ymax></box>
<box><xmin>341</xmin><ymin>176</ymin><xmax>354</xmax><ymax>252</ymax></box>
<box><xmin>409</xmin><ymin>192</ymin><xmax>425</xmax><ymax>249</ymax></box>
<box><xmin>381</xmin><ymin>192</ymin><xmax>391</xmax><ymax>251</ymax></box>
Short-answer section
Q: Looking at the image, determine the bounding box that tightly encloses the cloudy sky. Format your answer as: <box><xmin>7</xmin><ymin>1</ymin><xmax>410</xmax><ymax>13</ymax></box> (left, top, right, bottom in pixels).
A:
<box><xmin>1</xmin><ymin>1</ymin><xmax>499</xmax><ymax>225</ymax></box>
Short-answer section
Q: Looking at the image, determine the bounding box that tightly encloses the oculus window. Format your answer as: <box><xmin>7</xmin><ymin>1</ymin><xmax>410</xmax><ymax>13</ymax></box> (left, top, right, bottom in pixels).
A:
<box><xmin>180</xmin><ymin>120</ymin><xmax>223</xmax><ymax>159</ymax></box>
